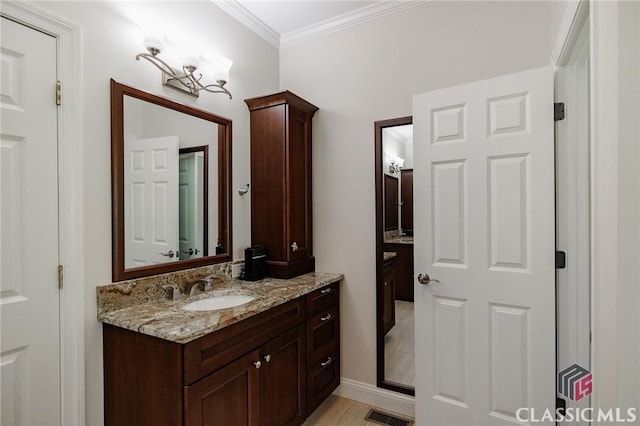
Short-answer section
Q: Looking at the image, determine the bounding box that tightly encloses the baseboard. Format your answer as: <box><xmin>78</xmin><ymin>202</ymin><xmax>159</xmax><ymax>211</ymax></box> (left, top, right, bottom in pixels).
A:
<box><xmin>332</xmin><ymin>377</ymin><xmax>415</xmax><ymax>418</ymax></box>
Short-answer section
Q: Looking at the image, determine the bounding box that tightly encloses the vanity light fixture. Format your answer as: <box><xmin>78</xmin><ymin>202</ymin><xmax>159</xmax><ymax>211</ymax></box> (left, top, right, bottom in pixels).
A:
<box><xmin>136</xmin><ymin>35</ymin><xmax>233</xmax><ymax>99</ymax></box>
<box><xmin>389</xmin><ymin>156</ymin><xmax>404</xmax><ymax>174</ymax></box>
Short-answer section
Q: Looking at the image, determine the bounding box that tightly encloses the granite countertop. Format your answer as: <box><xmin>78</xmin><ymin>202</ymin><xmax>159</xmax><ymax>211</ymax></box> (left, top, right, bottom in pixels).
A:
<box><xmin>383</xmin><ymin>251</ymin><xmax>397</xmax><ymax>261</ymax></box>
<box><xmin>97</xmin><ymin>272</ymin><xmax>343</xmax><ymax>344</ymax></box>
<box><xmin>384</xmin><ymin>236</ymin><xmax>414</xmax><ymax>245</ymax></box>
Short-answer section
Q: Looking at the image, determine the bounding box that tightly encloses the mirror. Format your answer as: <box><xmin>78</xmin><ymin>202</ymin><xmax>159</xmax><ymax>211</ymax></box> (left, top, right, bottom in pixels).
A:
<box><xmin>111</xmin><ymin>80</ymin><xmax>232</xmax><ymax>281</ymax></box>
<box><xmin>375</xmin><ymin>116</ymin><xmax>415</xmax><ymax>396</ymax></box>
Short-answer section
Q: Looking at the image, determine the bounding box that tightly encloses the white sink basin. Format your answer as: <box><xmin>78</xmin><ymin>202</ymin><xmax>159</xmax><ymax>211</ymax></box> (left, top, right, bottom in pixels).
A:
<box><xmin>182</xmin><ymin>295</ymin><xmax>255</xmax><ymax>312</ymax></box>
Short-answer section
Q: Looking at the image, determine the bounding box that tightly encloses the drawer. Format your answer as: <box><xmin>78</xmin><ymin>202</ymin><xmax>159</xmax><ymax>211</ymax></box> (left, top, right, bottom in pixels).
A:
<box><xmin>383</xmin><ymin>257</ymin><xmax>395</xmax><ymax>274</ymax></box>
<box><xmin>306</xmin><ymin>282</ymin><xmax>339</xmax><ymax>318</ymax></box>
<box><xmin>183</xmin><ymin>298</ymin><xmax>305</xmax><ymax>385</ymax></box>
<box><xmin>306</xmin><ymin>307</ymin><xmax>339</xmax><ymax>364</ymax></box>
<box><xmin>307</xmin><ymin>351</ymin><xmax>340</xmax><ymax>415</ymax></box>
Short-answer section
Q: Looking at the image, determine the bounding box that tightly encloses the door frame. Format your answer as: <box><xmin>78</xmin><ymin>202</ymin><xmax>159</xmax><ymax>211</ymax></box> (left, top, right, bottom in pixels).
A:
<box><xmin>0</xmin><ymin>2</ymin><xmax>84</xmax><ymax>424</ymax></box>
<box><xmin>374</xmin><ymin>116</ymin><xmax>414</xmax><ymax>396</ymax></box>
<box><xmin>553</xmin><ymin>0</ymin><xmax>591</xmax><ymax>419</ymax></box>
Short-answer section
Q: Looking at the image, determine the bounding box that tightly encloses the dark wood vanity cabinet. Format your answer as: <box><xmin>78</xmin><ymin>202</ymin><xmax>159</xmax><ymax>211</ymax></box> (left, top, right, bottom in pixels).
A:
<box><xmin>184</xmin><ymin>350</ymin><xmax>261</xmax><ymax>426</ymax></box>
<box><xmin>103</xmin><ymin>283</ymin><xmax>340</xmax><ymax>426</ymax></box>
<box><xmin>185</xmin><ymin>325</ymin><xmax>306</xmax><ymax>426</ymax></box>
<box><xmin>383</xmin><ymin>243</ymin><xmax>414</xmax><ymax>302</ymax></box>
<box><xmin>400</xmin><ymin>169</ymin><xmax>413</xmax><ymax>236</ymax></box>
<box><xmin>245</xmin><ymin>92</ymin><xmax>319</xmax><ymax>279</ymax></box>
<box><xmin>382</xmin><ymin>256</ymin><xmax>396</xmax><ymax>335</ymax></box>
<box><xmin>305</xmin><ymin>282</ymin><xmax>341</xmax><ymax>413</ymax></box>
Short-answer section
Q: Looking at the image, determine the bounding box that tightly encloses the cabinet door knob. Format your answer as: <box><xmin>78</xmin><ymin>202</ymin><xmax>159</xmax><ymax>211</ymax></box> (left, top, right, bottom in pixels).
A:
<box><xmin>320</xmin><ymin>288</ymin><xmax>332</xmax><ymax>294</ymax></box>
<box><xmin>320</xmin><ymin>357</ymin><xmax>332</xmax><ymax>367</ymax></box>
<box><xmin>291</xmin><ymin>241</ymin><xmax>299</xmax><ymax>251</ymax></box>
<box><xmin>320</xmin><ymin>313</ymin><xmax>332</xmax><ymax>322</ymax></box>
<box><xmin>254</xmin><ymin>360</ymin><xmax>262</xmax><ymax>369</ymax></box>
<box><xmin>264</xmin><ymin>354</ymin><xmax>271</xmax><ymax>363</ymax></box>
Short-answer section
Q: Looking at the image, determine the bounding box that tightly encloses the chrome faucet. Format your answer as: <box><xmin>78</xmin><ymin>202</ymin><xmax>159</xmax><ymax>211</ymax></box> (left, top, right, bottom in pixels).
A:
<box><xmin>187</xmin><ymin>278</ymin><xmax>213</xmax><ymax>296</ymax></box>
<box><xmin>161</xmin><ymin>284</ymin><xmax>182</xmax><ymax>301</ymax></box>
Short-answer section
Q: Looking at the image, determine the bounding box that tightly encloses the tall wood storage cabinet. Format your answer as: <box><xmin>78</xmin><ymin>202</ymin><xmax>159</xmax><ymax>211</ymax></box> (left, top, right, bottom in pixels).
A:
<box><xmin>245</xmin><ymin>91</ymin><xmax>319</xmax><ymax>279</ymax></box>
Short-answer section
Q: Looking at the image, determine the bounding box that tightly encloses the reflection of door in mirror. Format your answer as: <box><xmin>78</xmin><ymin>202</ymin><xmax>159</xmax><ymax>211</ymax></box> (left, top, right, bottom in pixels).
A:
<box><xmin>375</xmin><ymin>117</ymin><xmax>415</xmax><ymax>396</ymax></box>
<box><xmin>178</xmin><ymin>147</ymin><xmax>208</xmax><ymax>261</ymax></box>
<box><xmin>112</xmin><ymin>80</ymin><xmax>232</xmax><ymax>282</ymax></box>
<box><xmin>124</xmin><ymin>136</ymin><xmax>179</xmax><ymax>267</ymax></box>
<box><xmin>123</xmin><ymin>95</ymin><xmax>218</xmax><ymax>269</ymax></box>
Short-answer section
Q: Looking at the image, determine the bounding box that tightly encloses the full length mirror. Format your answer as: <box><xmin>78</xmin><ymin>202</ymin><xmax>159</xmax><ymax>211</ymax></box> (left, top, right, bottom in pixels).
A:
<box><xmin>111</xmin><ymin>80</ymin><xmax>232</xmax><ymax>281</ymax></box>
<box><xmin>375</xmin><ymin>116</ymin><xmax>415</xmax><ymax>396</ymax></box>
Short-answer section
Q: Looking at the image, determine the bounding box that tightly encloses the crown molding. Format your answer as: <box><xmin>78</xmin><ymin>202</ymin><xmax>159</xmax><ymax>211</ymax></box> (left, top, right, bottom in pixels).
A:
<box><xmin>280</xmin><ymin>0</ymin><xmax>425</xmax><ymax>49</ymax></box>
<box><xmin>213</xmin><ymin>0</ymin><xmax>280</xmax><ymax>48</ymax></box>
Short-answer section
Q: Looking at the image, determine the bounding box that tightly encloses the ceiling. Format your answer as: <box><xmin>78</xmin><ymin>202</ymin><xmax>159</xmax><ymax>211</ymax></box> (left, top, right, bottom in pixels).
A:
<box><xmin>215</xmin><ymin>0</ymin><xmax>423</xmax><ymax>48</ymax></box>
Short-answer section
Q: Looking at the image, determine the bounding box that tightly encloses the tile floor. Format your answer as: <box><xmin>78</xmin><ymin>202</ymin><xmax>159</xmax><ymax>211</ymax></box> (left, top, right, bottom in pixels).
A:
<box><xmin>304</xmin><ymin>395</ymin><xmax>414</xmax><ymax>425</ymax></box>
<box><xmin>384</xmin><ymin>301</ymin><xmax>415</xmax><ymax>386</ymax></box>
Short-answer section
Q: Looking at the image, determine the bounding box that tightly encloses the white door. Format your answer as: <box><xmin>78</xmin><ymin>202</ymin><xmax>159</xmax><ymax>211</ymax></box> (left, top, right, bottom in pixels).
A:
<box><xmin>413</xmin><ymin>67</ymin><xmax>555</xmax><ymax>425</ymax></box>
<box><xmin>178</xmin><ymin>152</ymin><xmax>204</xmax><ymax>260</ymax></box>
<box><xmin>1</xmin><ymin>17</ymin><xmax>61</xmax><ymax>425</ymax></box>
<box><xmin>124</xmin><ymin>136</ymin><xmax>179</xmax><ymax>267</ymax></box>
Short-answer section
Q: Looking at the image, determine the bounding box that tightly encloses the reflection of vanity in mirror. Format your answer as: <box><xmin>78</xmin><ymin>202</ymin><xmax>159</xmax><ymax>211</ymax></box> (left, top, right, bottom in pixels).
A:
<box><xmin>111</xmin><ymin>80</ymin><xmax>231</xmax><ymax>281</ymax></box>
<box><xmin>375</xmin><ymin>116</ymin><xmax>415</xmax><ymax>396</ymax></box>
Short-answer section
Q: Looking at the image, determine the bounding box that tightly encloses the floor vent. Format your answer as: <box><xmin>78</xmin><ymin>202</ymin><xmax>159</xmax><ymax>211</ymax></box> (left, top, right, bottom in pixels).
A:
<box><xmin>365</xmin><ymin>409</ymin><xmax>413</xmax><ymax>426</ymax></box>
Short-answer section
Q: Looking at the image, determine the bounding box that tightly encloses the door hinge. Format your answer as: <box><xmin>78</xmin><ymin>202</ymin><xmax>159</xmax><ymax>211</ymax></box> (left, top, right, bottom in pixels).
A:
<box><xmin>56</xmin><ymin>81</ymin><xmax>62</xmax><ymax>106</ymax></box>
<box><xmin>58</xmin><ymin>265</ymin><xmax>64</xmax><ymax>289</ymax></box>
<box><xmin>555</xmin><ymin>251</ymin><xmax>566</xmax><ymax>269</ymax></box>
<box><xmin>556</xmin><ymin>396</ymin><xmax>567</xmax><ymax>416</ymax></box>
<box><xmin>554</xmin><ymin>102</ymin><xmax>565</xmax><ymax>121</ymax></box>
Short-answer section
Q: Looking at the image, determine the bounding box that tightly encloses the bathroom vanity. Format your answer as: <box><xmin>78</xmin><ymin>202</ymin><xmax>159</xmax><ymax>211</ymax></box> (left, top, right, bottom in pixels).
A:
<box><xmin>383</xmin><ymin>238</ymin><xmax>414</xmax><ymax>302</ymax></box>
<box><xmin>382</xmin><ymin>252</ymin><xmax>397</xmax><ymax>335</ymax></box>
<box><xmin>99</xmin><ymin>272</ymin><xmax>341</xmax><ymax>426</ymax></box>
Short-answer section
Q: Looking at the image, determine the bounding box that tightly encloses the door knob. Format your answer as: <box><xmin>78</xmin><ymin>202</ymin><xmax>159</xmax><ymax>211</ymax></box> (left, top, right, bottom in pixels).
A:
<box><xmin>417</xmin><ymin>273</ymin><xmax>440</xmax><ymax>285</ymax></box>
<box><xmin>254</xmin><ymin>360</ymin><xmax>262</xmax><ymax>369</ymax></box>
<box><xmin>264</xmin><ymin>354</ymin><xmax>271</xmax><ymax>363</ymax></box>
<box><xmin>159</xmin><ymin>250</ymin><xmax>175</xmax><ymax>258</ymax></box>
<box><xmin>291</xmin><ymin>241</ymin><xmax>299</xmax><ymax>252</ymax></box>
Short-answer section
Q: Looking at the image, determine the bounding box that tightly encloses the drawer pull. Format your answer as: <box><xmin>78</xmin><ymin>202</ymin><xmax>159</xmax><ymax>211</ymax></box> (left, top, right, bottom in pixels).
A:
<box><xmin>320</xmin><ymin>357</ymin><xmax>332</xmax><ymax>367</ymax></box>
<box><xmin>264</xmin><ymin>354</ymin><xmax>271</xmax><ymax>363</ymax></box>
<box><xmin>320</xmin><ymin>288</ymin><xmax>332</xmax><ymax>294</ymax></box>
<box><xmin>320</xmin><ymin>313</ymin><xmax>332</xmax><ymax>322</ymax></box>
<box><xmin>254</xmin><ymin>360</ymin><xmax>262</xmax><ymax>369</ymax></box>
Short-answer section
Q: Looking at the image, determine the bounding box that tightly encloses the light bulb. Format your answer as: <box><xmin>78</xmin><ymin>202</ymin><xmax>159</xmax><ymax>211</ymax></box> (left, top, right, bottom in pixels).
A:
<box><xmin>182</xmin><ymin>55</ymin><xmax>200</xmax><ymax>71</ymax></box>
<box><xmin>143</xmin><ymin>34</ymin><xmax>164</xmax><ymax>55</ymax></box>
<box><xmin>211</xmin><ymin>57</ymin><xmax>232</xmax><ymax>83</ymax></box>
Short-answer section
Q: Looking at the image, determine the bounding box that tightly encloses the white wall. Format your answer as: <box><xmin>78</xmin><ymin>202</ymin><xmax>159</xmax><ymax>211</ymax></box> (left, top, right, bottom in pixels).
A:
<box><xmin>551</xmin><ymin>1</ymin><xmax>573</xmax><ymax>54</ymax></box>
<box><xmin>280</xmin><ymin>1</ymin><xmax>552</xmax><ymax>390</ymax></box>
<box><xmin>31</xmin><ymin>2</ymin><xmax>279</xmax><ymax>424</ymax></box>
<box><xmin>590</xmin><ymin>1</ymin><xmax>640</xmax><ymax>421</ymax></box>
<box><xmin>381</xmin><ymin>130</ymin><xmax>405</xmax><ymax>177</ymax></box>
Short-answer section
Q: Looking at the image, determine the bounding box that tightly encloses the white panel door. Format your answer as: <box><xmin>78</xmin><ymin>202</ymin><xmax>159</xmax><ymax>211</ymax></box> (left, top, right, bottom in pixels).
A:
<box><xmin>178</xmin><ymin>152</ymin><xmax>204</xmax><ymax>260</ymax></box>
<box><xmin>124</xmin><ymin>136</ymin><xmax>179</xmax><ymax>267</ymax></box>
<box><xmin>0</xmin><ymin>17</ymin><xmax>61</xmax><ymax>425</ymax></box>
<box><xmin>413</xmin><ymin>67</ymin><xmax>555</xmax><ymax>425</ymax></box>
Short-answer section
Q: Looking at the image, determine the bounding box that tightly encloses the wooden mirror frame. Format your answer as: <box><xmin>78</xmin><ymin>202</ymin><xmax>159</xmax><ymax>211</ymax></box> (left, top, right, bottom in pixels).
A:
<box><xmin>375</xmin><ymin>115</ymin><xmax>414</xmax><ymax>396</ymax></box>
<box><xmin>111</xmin><ymin>79</ymin><xmax>232</xmax><ymax>281</ymax></box>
